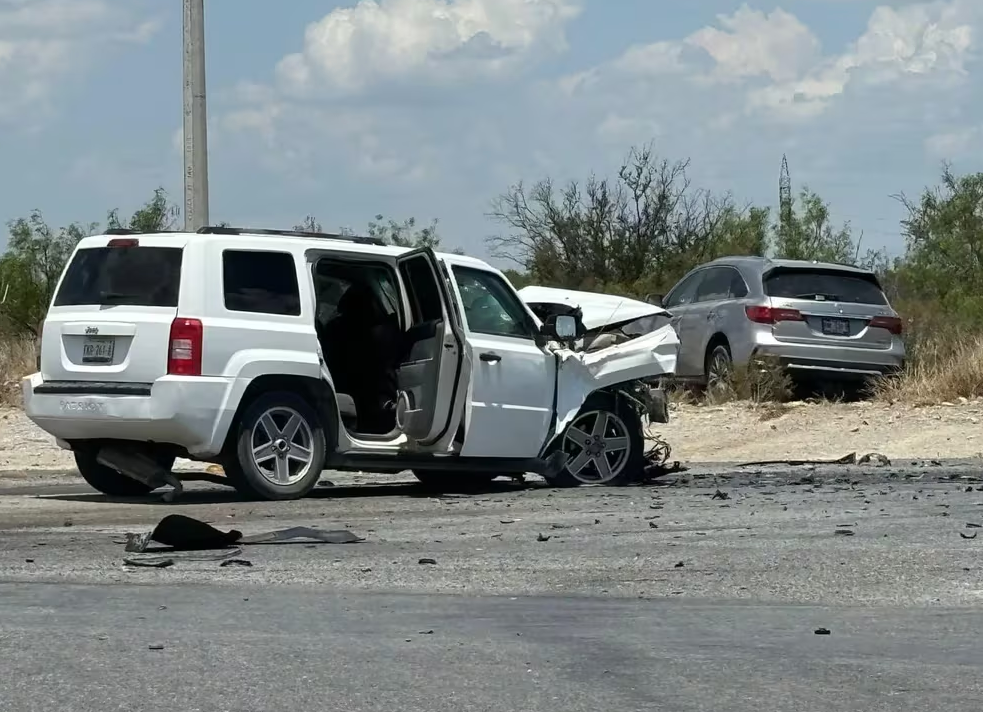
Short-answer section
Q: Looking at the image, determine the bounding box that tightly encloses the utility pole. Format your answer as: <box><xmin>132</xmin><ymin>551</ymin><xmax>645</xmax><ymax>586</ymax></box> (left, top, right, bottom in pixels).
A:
<box><xmin>183</xmin><ymin>0</ymin><xmax>209</xmax><ymax>231</ymax></box>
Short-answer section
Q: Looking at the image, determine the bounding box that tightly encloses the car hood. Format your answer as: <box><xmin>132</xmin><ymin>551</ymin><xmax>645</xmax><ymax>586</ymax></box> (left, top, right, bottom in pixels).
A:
<box><xmin>518</xmin><ymin>285</ymin><xmax>668</xmax><ymax>332</ymax></box>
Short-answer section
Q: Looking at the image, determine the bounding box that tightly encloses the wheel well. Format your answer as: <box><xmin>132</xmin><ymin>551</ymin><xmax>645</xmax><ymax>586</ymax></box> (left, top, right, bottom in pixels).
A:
<box><xmin>705</xmin><ymin>333</ymin><xmax>730</xmax><ymax>361</ymax></box>
<box><xmin>221</xmin><ymin>374</ymin><xmax>338</xmax><ymax>456</ymax></box>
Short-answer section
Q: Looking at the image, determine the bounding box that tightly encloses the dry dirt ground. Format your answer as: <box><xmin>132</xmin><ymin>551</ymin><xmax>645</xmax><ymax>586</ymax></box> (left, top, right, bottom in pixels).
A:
<box><xmin>2</xmin><ymin>399</ymin><xmax>981</xmax><ymax>477</ymax></box>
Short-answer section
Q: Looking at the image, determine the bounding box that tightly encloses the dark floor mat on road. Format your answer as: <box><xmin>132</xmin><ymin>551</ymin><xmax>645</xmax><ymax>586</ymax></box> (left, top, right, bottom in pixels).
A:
<box><xmin>124</xmin><ymin>514</ymin><xmax>364</xmax><ymax>560</ymax></box>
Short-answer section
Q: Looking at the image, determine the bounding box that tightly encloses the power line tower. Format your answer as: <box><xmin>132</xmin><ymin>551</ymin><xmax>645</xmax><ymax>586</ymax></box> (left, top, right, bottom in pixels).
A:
<box><xmin>779</xmin><ymin>154</ymin><xmax>792</xmax><ymax>244</ymax></box>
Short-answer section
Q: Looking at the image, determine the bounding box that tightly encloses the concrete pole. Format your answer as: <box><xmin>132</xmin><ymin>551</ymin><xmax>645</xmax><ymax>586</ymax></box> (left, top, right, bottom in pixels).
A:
<box><xmin>183</xmin><ymin>0</ymin><xmax>209</xmax><ymax>231</ymax></box>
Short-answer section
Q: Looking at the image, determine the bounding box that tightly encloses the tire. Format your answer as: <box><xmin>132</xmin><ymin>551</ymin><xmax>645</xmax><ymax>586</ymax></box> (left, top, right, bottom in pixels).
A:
<box><xmin>225</xmin><ymin>390</ymin><xmax>328</xmax><ymax>501</ymax></box>
<box><xmin>74</xmin><ymin>449</ymin><xmax>172</xmax><ymax>497</ymax></box>
<box><xmin>412</xmin><ymin>470</ymin><xmax>500</xmax><ymax>492</ymax></box>
<box><xmin>544</xmin><ymin>391</ymin><xmax>645</xmax><ymax>488</ymax></box>
<box><xmin>705</xmin><ymin>343</ymin><xmax>733</xmax><ymax>393</ymax></box>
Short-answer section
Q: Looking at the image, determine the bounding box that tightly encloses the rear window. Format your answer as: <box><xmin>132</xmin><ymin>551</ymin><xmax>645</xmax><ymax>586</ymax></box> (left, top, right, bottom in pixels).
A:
<box><xmin>763</xmin><ymin>269</ymin><xmax>887</xmax><ymax>305</ymax></box>
<box><xmin>54</xmin><ymin>246</ymin><xmax>183</xmax><ymax>307</ymax></box>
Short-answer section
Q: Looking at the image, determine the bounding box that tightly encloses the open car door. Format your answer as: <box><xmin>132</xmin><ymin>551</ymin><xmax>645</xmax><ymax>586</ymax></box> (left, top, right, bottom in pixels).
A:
<box><xmin>395</xmin><ymin>248</ymin><xmax>471</xmax><ymax>452</ymax></box>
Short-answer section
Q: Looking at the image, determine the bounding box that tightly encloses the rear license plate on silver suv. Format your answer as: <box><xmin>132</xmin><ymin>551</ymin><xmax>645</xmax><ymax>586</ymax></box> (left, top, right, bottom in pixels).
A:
<box><xmin>821</xmin><ymin>318</ymin><xmax>850</xmax><ymax>336</ymax></box>
<box><xmin>82</xmin><ymin>337</ymin><xmax>115</xmax><ymax>363</ymax></box>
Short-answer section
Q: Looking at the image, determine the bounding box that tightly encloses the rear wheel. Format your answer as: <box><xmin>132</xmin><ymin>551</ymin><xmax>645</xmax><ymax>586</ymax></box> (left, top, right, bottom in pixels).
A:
<box><xmin>74</xmin><ymin>449</ymin><xmax>173</xmax><ymax>497</ymax></box>
<box><xmin>545</xmin><ymin>392</ymin><xmax>644</xmax><ymax>488</ymax></box>
<box><xmin>225</xmin><ymin>391</ymin><xmax>328</xmax><ymax>501</ymax></box>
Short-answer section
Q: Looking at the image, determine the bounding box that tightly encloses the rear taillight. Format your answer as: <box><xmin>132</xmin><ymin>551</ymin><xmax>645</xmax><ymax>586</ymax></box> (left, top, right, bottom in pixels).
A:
<box><xmin>168</xmin><ymin>318</ymin><xmax>203</xmax><ymax>376</ymax></box>
<box><xmin>745</xmin><ymin>306</ymin><xmax>803</xmax><ymax>324</ymax></box>
<box><xmin>869</xmin><ymin>316</ymin><xmax>903</xmax><ymax>335</ymax></box>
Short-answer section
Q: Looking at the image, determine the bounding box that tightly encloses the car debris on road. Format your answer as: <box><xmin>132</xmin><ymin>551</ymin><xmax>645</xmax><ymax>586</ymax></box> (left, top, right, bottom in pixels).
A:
<box><xmin>121</xmin><ymin>514</ymin><xmax>363</xmax><ymax>567</ymax></box>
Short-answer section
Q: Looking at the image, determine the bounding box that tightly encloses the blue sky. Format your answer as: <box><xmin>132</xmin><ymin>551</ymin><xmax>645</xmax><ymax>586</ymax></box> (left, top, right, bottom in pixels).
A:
<box><xmin>1</xmin><ymin>0</ymin><xmax>980</xmax><ymax>262</ymax></box>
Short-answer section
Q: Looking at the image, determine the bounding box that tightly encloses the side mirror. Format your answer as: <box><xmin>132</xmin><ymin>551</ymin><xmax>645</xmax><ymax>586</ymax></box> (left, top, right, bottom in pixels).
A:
<box><xmin>542</xmin><ymin>313</ymin><xmax>584</xmax><ymax>341</ymax></box>
<box><xmin>645</xmin><ymin>293</ymin><xmax>664</xmax><ymax>306</ymax></box>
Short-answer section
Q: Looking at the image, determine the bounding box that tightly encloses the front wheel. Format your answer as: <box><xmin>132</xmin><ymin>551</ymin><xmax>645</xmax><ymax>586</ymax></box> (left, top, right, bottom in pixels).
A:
<box><xmin>225</xmin><ymin>391</ymin><xmax>328</xmax><ymax>501</ymax></box>
<box><xmin>545</xmin><ymin>392</ymin><xmax>644</xmax><ymax>487</ymax></box>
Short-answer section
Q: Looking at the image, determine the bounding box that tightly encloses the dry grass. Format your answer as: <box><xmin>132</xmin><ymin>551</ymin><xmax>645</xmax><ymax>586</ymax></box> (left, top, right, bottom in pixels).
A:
<box><xmin>873</xmin><ymin>331</ymin><xmax>983</xmax><ymax>406</ymax></box>
<box><xmin>0</xmin><ymin>336</ymin><xmax>35</xmax><ymax>406</ymax></box>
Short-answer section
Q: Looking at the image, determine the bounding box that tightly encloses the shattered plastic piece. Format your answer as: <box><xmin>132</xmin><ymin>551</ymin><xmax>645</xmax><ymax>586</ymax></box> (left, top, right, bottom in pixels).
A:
<box><xmin>219</xmin><ymin>559</ymin><xmax>253</xmax><ymax>567</ymax></box>
<box><xmin>834</xmin><ymin>529</ymin><xmax>856</xmax><ymax>536</ymax></box>
<box><xmin>814</xmin><ymin>628</ymin><xmax>831</xmax><ymax>635</ymax></box>
<box><xmin>124</xmin><ymin>558</ymin><xmax>174</xmax><ymax>568</ymax></box>
<box><xmin>239</xmin><ymin>527</ymin><xmax>363</xmax><ymax>545</ymax></box>
<box><xmin>418</xmin><ymin>558</ymin><xmax>437</xmax><ymax>565</ymax></box>
<box><xmin>123</xmin><ymin>515</ymin><xmax>363</xmax><ymax>554</ymax></box>
<box><xmin>960</xmin><ymin>532</ymin><xmax>977</xmax><ymax>540</ymax></box>
<box><xmin>536</xmin><ymin>533</ymin><xmax>551</xmax><ymax>542</ymax></box>
<box><xmin>711</xmin><ymin>489</ymin><xmax>730</xmax><ymax>501</ymax></box>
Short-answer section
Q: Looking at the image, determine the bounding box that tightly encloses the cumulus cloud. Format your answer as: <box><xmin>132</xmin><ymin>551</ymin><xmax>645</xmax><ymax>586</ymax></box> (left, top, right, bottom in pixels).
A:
<box><xmin>272</xmin><ymin>0</ymin><xmax>581</xmax><ymax>96</ymax></box>
<box><xmin>0</xmin><ymin>0</ymin><xmax>160</xmax><ymax>121</ymax></box>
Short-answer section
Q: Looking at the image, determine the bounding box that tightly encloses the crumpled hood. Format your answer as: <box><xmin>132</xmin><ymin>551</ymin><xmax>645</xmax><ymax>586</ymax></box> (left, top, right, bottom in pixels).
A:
<box><xmin>518</xmin><ymin>285</ymin><xmax>668</xmax><ymax>332</ymax></box>
<box><xmin>552</xmin><ymin>323</ymin><xmax>679</xmax><ymax>435</ymax></box>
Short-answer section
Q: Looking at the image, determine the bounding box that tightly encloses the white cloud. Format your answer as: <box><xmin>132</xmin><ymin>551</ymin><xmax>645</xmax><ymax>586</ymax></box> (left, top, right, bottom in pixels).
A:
<box><xmin>0</xmin><ymin>0</ymin><xmax>160</xmax><ymax>121</ymax></box>
<box><xmin>925</xmin><ymin>125</ymin><xmax>981</xmax><ymax>156</ymax></box>
<box><xmin>272</xmin><ymin>0</ymin><xmax>581</xmax><ymax>95</ymax></box>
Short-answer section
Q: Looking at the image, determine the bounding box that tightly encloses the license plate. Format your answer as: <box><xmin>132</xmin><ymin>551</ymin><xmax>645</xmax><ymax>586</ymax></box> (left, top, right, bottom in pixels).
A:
<box><xmin>82</xmin><ymin>337</ymin><xmax>115</xmax><ymax>364</ymax></box>
<box><xmin>821</xmin><ymin>318</ymin><xmax>850</xmax><ymax>336</ymax></box>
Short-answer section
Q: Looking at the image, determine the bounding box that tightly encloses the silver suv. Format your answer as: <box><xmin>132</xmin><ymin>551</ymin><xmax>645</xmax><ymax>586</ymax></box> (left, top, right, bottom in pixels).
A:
<box><xmin>658</xmin><ymin>256</ymin><xmax>905</xmax><ymax>387</ymax></box>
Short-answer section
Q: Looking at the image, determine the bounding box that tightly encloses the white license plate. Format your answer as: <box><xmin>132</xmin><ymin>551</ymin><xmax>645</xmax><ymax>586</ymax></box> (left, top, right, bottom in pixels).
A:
<box><xmin>821</xmin><ymin>318</ymin><xmax>850</xmax><ymax>336</ymax></box>
<box><xmin>82</xmin><ymin>337</ymin><xmax>115</xmax><ymax>364</ymax></box>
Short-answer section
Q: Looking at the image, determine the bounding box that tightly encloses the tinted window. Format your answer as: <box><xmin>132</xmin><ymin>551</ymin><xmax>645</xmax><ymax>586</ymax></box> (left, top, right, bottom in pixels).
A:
<box><xmin>694</xmin><ymin>268</ymin><xmax>733</xmax><ymax>302</ymax></box>
<box><xmin>399</xmin><ymin>256</ymin><xmax>444</xmax><ymax>323</ymax></box>
<box><xmin>223</xmin><ymin>250</ymin><xmax>301</xmax><ymax>316</ymax></box>
<box><xmin>764</xmin><ymin>269</ymin><xmax>887</xmax><ymax>305</ymax></box>
<box><xmin>663</xmin><ymin>271</ymin><xmax>704</xmax><ymax>308</ymax></box>
<box><xmin>453</xmin><ymin>267</ymin><xmax>536</xmax><ymax>339</ymax></box>
<box><xmin>54</xmin><ymin>246</ymin><xmax>183</xmax><ymax>307</ymax></box>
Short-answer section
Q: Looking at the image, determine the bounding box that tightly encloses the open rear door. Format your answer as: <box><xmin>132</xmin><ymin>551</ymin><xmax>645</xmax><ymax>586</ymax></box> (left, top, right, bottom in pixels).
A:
<box><xmin>395</xmin><ymin>248</ymin><xmax>471</xmax><ymax>452</ymax></box>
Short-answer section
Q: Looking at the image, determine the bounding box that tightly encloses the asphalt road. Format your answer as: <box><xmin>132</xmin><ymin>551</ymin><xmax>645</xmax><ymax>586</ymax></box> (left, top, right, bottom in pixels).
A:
<box><xmin>2</xmin><ymin>460</ymin><xmax>983</xmax><ymax>711</ymax></box>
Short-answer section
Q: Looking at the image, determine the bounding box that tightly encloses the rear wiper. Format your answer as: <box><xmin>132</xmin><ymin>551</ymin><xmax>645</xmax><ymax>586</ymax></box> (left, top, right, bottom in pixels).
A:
<box><xmin>794</xmin><ymin>293</ymin><xmax>839</xmax><ymax>301</ymax></box>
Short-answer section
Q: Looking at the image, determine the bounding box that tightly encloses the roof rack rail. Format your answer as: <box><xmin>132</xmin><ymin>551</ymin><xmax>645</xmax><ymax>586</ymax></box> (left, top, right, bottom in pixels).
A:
<box><xmin>196</xmin><ymin>225</ymin><xmax>386</xmax><ymax>246</ymax></box>
<box><xmin>104</xmin><ymin>228</ymin><xmax>186</xmax><ymax>236</ymax></box>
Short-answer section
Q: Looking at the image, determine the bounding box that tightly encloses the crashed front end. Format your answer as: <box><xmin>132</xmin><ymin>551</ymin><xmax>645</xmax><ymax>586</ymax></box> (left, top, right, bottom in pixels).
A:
<box><xmin>518</xmin><ymin>285</ymin><xmax>679</xmax><ymax>432</ymax></box>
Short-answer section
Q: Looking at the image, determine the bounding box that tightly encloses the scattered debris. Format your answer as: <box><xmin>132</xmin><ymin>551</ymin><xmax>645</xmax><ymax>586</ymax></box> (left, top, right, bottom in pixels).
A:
<box><xmin>674</xmin><ymin>561</ymin><xmax>685</xmax><ymax>568</ymax></box>
<box><xmin>636</xmin><ymin>436</ymin><xmax>686</xmax><ymax>483</ymax></box>
<box><xmin>418</xmin><ymin>630</ymin><xmax>434</xmax><ymax>635</ymax></box>
<box><xmin>148</xmin><ymin>643</ymin><xmax>165</xmax><ymax>650</ymax></box>
<box><xmin>418</xmin><ymin>558</ymin><xmax>437</xmax><ymax>565</ymax></box>
<box><xmin>24</xmin><ymin>558</ymin><xmax>34</xmax><ymax>564</ymax></box>
<box><xmin>814</xmin><ymin>628</ymin><xmax>831</xmax><ymax>635</ymax></box>
<box><xmin>124</xmin><ymin>557</ymin><xmax>174</xmax><ymax>569</ymax></box>
<box><xmin>967</xmin><ymin>523</ymin><xmax>982</xmax><ymax>529</ymax></box>
<box><xmin>536</xmin><ymin>533</ymin><xmax>551</xmax><ymax>542</ymax></box>
<box><xmin>119</xmin><ymin>514</ymin><xmax>363</xmax><ymax>567</ymax></box>
<box><xmin>737</xmin><ymin>452</ymin><xmax>890</xmax><ymax>468</ymax></box>
<box><xmin>219</xmin><ymin>559</ymin><xmax>253</xmax><ymax>568</ymax></box>
<box><xmin>960</xmin><ymin>532</ymin><xmax>977</xmax><ymax>540</ymax></box>
<box><xmin>711</xmin><ymin>490</ymin><xmax>730</xmax><ymax>500</ymax></box>
<box><xmin>648</xmin><ymin>521</ymin><xmax>659</xmax><ymax>529</ymax></box>
<box><xmin>834</xmin><ymin>529</ymin><xmax>856</xmax><ymax>536</ymax></box>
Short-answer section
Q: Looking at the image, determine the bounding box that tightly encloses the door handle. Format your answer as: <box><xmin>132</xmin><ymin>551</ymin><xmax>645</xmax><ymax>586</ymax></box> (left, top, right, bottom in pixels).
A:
<box><xmin>479</xmin><ymin>352</ymin><xmax>501</xmax><ymax>363</ymax></box>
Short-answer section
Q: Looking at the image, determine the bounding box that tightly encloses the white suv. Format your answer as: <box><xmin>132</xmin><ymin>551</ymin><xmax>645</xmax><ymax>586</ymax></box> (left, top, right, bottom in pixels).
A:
<box><xmin>22</xmin><ymin>226</ymin><xmax>679</xmax><ymax>500</ymax></box>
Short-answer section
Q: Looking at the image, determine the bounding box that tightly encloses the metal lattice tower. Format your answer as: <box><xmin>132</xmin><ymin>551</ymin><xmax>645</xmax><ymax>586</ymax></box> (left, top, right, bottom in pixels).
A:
<box><xmin>779</xmin><ymin>154</ymin><xmax>792</xmax><ymax>242</ymax></box>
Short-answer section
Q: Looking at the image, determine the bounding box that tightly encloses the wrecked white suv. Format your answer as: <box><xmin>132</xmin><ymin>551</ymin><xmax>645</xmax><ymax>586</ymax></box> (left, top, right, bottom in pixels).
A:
<box><xmin>22</xmin><ymin>226</ymin><xmax>679</xmax><ymax>501</ymax></box>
